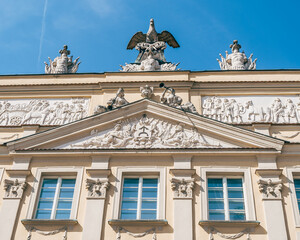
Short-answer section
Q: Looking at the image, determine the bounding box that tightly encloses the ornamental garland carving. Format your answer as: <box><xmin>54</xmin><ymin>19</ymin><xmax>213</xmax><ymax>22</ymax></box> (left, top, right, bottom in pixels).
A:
<box><xmin>202</xmin><ymin>96</ymin><xmax>300</xmax><ymax>124</ymax></box>
<box><xmin>171</xmin><ymin>178</ymin><xmax>194</xmax><ymax>198</ymax></box>
<box><xmin>0</xmin><ymin>98</ymin><xmax>89</xmax><ymax>126</ymax></box>
<box><xmin>63</xmin><ymin>114</ymin><xmax>223</xmax><ymax>149</ymax></box>
<box><xmin>86</xmin><ymin>178</ymin><xmax>109</xmax><ymax>198</ymax></box>
<box><xmin>4</xmin><ymin>179</ymin><xmax>27</xmax><ymax>199</ymax></box>
<box><xmin>258</xmin><ymin>179</ymin><xmax>282</xmax><ymax>199</ymax></box>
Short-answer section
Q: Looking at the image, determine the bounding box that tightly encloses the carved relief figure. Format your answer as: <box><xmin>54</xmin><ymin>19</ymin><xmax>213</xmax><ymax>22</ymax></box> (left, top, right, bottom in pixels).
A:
<box><xmin>45</xmin><ymin>45</ymin><xmax>80</xmax><ymax>74</ymax></box>
<box><xmin>140</xmin><ymin>85</ymin><xmax>154</xmax><ymax>99</ymax></box>
<box><xmin>120</xmin><ymin>19</ymin><xmax>180</xmax><ymax>72</ymax></box>
<box><xmin>171</xmin><ymin>178</ymin><xmax>194</xmax><ymax>198</ymax></box>
<box><xmin>217</xmin><ymin>40</ymin><xmax>257</xmax><ymax>70</ymax></box>
<box><xmin>258</xmin><ymin>179</ymin><xmax>282</xmax><ymax>199</ymax></box>
<box><xmin>107</xmin><ymin>88</ymin><xmax>129</xmax><ymax>109</ymax></box>
<box><xmin>0</xmin><ymin>98</ymin><xmax>89</xmax><ymax>126</ymax></box>
<box><xmin>4</xmin><ymin>179</ymin><xmax>27</xmax><ymax>198</ymax></box>
<box><xmin>202</xmin><ymin>96</ymin><xmax>300</xmax><ymax>124</ymax></box>
<box><xmin>86</xmin><ymin>179</ymin><xmax>109</xmax><ymax>198</ymax></box>
<box><xmin>67</xmin><ymin>114</ymin><xmax>222</xmax><ymax>149</ymax></box>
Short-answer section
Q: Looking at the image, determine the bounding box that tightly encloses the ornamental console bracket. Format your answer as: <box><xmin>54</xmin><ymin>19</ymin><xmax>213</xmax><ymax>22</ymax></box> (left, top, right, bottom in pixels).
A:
<box><xmin>86</xmin><ymin>178</ymin><xmax>110</xmax><ymax>199</ymax></box>
<box><xmin>171</xmin><ymin>178</ymin><xmax>195</xmax><ymax>199</ymax></box>
<box><xmin>258</xmin><ymin>178</ymin><xmax>282</xmax><ymax>200</ymax></box>
<box><xmin>3</xmin><ymin>179</ymin><xmax>27</xmax><ymax>199</ymax></box>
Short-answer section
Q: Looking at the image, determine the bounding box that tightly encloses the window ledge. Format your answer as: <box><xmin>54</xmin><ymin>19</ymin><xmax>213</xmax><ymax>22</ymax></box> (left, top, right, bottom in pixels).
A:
<box><xmin>108</xmin><ymin>219</ymin><xmax>168</xmax><ymax>227</ymax></box>
<box><xmin>21</xmin><ymin>219</ymin><xmax>78</xmax><ymax>226</ymax></box>
<box><xmin>199</xmin><ymin>220</ymin><xmax>260</xmax><ymax>228</ymax></box>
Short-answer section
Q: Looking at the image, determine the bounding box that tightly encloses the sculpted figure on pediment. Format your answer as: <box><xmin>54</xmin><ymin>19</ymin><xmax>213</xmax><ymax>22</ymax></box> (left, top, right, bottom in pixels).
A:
<box><xmin>67</xmin><ymin>115</ymin><xmax>221</xmax><ymax>149</ymax></box>
<box><xmin>107</xmin><ymin>88</ymin><xmax>129</xmax><ymax>109</ymax></box>
<box><xmin>284</xmin><ymin>98</ymin><xmax>298</xmax><ymax>123</ymax></box>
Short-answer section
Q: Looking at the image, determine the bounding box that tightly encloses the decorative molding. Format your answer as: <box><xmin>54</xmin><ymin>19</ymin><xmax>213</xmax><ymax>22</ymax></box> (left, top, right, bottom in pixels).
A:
<box><xmin>116</xmin><ymin>227</ymin><xmax>157</xmax><ymax>240</ymax></box>
<box><xmin>217</xmin><ymin>40</ymin><xmax>257</xmax><ymax>70</ymax></box>
<box><xmin>64</xmin><ymin>114</ymin><xmax>222</xmax><ymax>149</ymax></box>
<box><xmin>258</xmin><ymin>179</ymin><xmax>282</xmax><ymax>199</ymax></box>
<box><xmin>108</xmin><ymin>219</ymin><xmax>168</xmax><ymax>226</ymax></box>
<box><xmin>45</xmin><ymin>45</ymin><xmax>80</xmax><ymax>74</ymax></box>
<box><xmin>3</xmin><ymin>179</ymin><xmax>27</xmax><ymax>199</ymax></box>
<box><xmin>0</xmin><ymin>98</ymin><xmax>89</xmax><ymax>126</ymax></box>
<box><xmin>26</xmin><ymin>226</ymin><xmax>67</xmax><ymax>240</ymax></box>
<box><xmin>86</xmin><ymin>178</ymin><xmax>109</xmax><ymax>199</ymax></box>
<box><xmin>202</xmin><ymin>95</ymin><xmax>300</xmax><ymax>124</ymax></box>
<box><xmin>171</xmin><ymin>178</ymin><xmax>194</xmax><ymax>198</ymax></box>
<box><xmin>208</xmin><ymin>226</ymin><xmax>251</xmax><ymax>240</ymax></box>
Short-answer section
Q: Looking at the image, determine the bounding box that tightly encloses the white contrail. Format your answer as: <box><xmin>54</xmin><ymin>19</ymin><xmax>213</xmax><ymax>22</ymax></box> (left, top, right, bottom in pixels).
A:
<box><xmin>37</xmin><ymin>0</ymin><xmax>48</xmax><ymax>70</ymax></box>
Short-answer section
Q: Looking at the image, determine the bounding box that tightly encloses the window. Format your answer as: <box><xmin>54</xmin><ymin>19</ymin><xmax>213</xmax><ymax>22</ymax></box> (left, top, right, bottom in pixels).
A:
<box><xmin>200</xmin><ymin>167</ymin><xmax>256</xmax><ymax>221</ymax></box>
<box><xmin>35</xmin><ymin>178</ymin><xmax>76</xmax><ymax>219</ymax></box>
<box><xmin>208</xmin><ymin>178</ymin><xmax>245</xmax><ymax>221</ymax></box>
<box><xmin>120</xmin><ymin>177</ymin><xmax>158</xmax><ymax>220</ymax></box>
<box><xmin>112</xmin><ymin>167</ymin><xmax>166</xmax><ymax>220</ymax></box>
<box><xmin>26</xmin><ymin>167</ymin><xmax>83</xmax><ymax>220</ymax></box>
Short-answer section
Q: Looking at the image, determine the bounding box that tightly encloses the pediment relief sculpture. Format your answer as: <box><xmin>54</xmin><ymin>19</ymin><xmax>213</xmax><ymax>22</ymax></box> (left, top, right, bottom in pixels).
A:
<box><xmin>217</xmin><ymin>40</ymin><xmax>257</xmax><ymax>70</ymax></box>
<box><xmin>120</xmin><ymin>19</ymin><xmax>180</xmax><ymax>72</ymax></box>
<box><xmin>62</xmin><ymin>114</ymin><xmax>223</xmax><ymax>149</ymax></box>
<box><xmin>4</xmin><ymin>179</ymin><xmax>27</xmax><ymax>199</ymax></box>
<box><xmin>45</xmin><ymin>45</ymin><xmax>80</xmax><ymax>74</ymax></box>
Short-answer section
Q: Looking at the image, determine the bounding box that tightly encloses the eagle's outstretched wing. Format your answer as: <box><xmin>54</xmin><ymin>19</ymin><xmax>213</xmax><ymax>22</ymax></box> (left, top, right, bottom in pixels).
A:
<box><xmin>127</xmin><ymin>32</ymin><xmax>146</xmax><ymax>49</ymax></box>
<box><xmin>157</xmin><ymin>31</ymin><xmax>180</xmax><ymax>48</ymax></box>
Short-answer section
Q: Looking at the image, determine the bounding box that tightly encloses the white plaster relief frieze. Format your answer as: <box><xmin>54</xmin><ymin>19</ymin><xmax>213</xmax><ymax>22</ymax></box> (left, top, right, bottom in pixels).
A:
<box><xmin>171</xmin><ymin>178</ymin><xmax>194</xmax><ymax>198</ymax></box>
<box><xmin>86</xmin><ymin>178</ymin><xmax>109</xmax><ymax>198</ymax></box>
<box><xmin>61</xmin><ymin>114</ymin><xmax>224</xmax><ymax>149</ymax></box>
<box><xmin>0</xmin><ymin>98</ymin><xmax>89</xmax><ymax>126</ymax></box>
<box><xmin>258</xmin><ymin>179</ymin><xmax>282</xmax><ymax>199</ymax></box>
<box><xmin>4</xmin><ymin>179</ymin><xmax>27</xmax><ymax>199</ymax></box>
<box><xmin>202</xmin><ymin>95</ymin><xmax>300</xmax><ymax>124</ymax></box>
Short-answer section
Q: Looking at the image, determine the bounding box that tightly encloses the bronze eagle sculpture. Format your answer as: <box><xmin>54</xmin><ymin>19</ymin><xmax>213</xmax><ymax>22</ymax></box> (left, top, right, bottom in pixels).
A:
<box><xmin>127</xmin><ymin>19</ymin><xmax>180</xmax><ymax>49</ymax></box>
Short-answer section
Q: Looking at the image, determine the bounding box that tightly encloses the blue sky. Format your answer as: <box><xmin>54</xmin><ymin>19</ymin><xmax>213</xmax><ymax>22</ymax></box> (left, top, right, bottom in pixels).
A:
<box><xmin>0</xmin><ymin>0</ymin><xmax>299</xmax><ymax>74</ymax></box>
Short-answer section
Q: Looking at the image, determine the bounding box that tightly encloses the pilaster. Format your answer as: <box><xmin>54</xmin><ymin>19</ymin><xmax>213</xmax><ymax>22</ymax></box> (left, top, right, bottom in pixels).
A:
<box><xmin>82</xmin><ymin>155</ymin><xmax>111</xmax><ymax>240</ymax></box>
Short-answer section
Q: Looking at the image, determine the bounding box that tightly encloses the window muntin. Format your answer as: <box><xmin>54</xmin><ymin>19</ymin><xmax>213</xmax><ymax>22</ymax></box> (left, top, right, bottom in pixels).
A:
<box><xmin>208</xmin><ymin>177</ymin><xmax>245</xmax><ymax>221</ymax></box>
<box><xmin>35</xmin><ymin>177</ymin><xmax>76</xmax><ymax>219</ymax></box>
<box><xmin>120</xmin><ymin>177</ymin><xmax>158</xmax><ymax>220</ymax></box>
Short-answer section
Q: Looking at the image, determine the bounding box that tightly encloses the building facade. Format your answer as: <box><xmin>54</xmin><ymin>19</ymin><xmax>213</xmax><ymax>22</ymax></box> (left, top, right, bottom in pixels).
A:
<box><xmin>0</xmin><ymin>69</ymin><xmax>299</xmax><ymax>240</ymax></box>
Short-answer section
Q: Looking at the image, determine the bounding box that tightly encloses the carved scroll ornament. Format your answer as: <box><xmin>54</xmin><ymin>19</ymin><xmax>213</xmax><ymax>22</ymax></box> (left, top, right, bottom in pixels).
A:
<box><xmin>171</xmin><ymin>178</ymin><xmax>194</xmax><ymax>198</ymax></box>
<box><xmin>86</xmin><ymin>178</ymin><xmax>109</xmax><ymax>198</ymax></box>
<box><xmin>4</xmin><ymin>179</ymin><xmax>27</xmax><ymax>199</ymax></box>
<box><xmin>258</xmin><ymin>179</ymin><xmax>282</xmax><ymax>199</ymax></box>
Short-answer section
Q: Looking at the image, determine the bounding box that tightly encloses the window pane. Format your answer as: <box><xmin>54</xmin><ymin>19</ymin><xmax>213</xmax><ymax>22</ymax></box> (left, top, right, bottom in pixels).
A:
<box><xmin>124</xmin><ymin>178</ymin><xmax>139</xmax><ymax>187</ymax></box>
<box><xmin>294</xmin><ymin>179</ymin><xmax>300</xmax><ymax>188</ymax></box>
<box><xmin>209</xmin><ymin>211</ymin><xmax>225</xmax><ymax>220</ymax></box>
<box><xmin>57</xmin><ymin>200</ymin><xmax>73</xmax><ymax>209</ymax></box>
<box><xmin>227</xmin><ymin>179</ymin><xmax>243</xmax><ymax>188</ymax></box>
<box><xmin>296</xmin><ymin>190</ymin><xmax>300</xmax><ymax>199</ymax></box>
<box><xmin>37</xmin><ymin>200</ymin><xmax>54</xmax><ymax>210</ymax></box>
<box><xmin>141</xmin><ymin>210</ymin><xmax>156</xmax><ymax>219</ymax></box>
<box><xmin>142</xmin><ymin>200</ymin><xmax>157</xmax><ymax>210</ymax></box>
<box><xmin>61</xmin><ymin>179</ymin><xmax>76</xmax><ymax>187</ymax></box>
<box><xmin>208</xmin><ymin>189</ymin><xmax>223</xmax><ymax>198</ymax></box>
<box><xmin>56</xmin><ymin>210</ymin><xmax>71</xmax><ymax>219</ymax></box>
<box><xmin>228</xmin><ymin>189</ymin><xmax>244</xmax><ymax>199</ymax></box>
<box><xmin>229</xmin><ymin>200</ymin><xmax>245</xmax><ymax>210</ymax></box>
<box><xmin>120</xmin><ymin>210</ymin><xmax>137</xmax><ymax>219</ymax></box>
<box><xmin>143</xmin><ymin>179</ymin><xmax>158</xmax><ymax>187</ymax></box>
<box><xmin>36</xmin><ymin>210</ymin><xmax>51</xmax><ymax>219</ymax></box>
<box><xmin>230</xmin><ymin>212</ymin><xmax>246</xmax><ymax>220</ymax></box>
<box><xmin>40</xmin><ymin>188</ymin><xmax>56</xmax><ymax>198</ymax></box>
<box><xmin>208</xmin><ymin>178</ymin><xmax>223</xmax><ymax>187</ymax></box>
<box><xmin>59</xmin><ymin>188</ymin><xmax>75</xmax><ymax>198</ymax></box>
<box><xmin>122</xmin><ymin>188</ymin><xmax>138</xmax><ymax>198</ymax></box>
<box><xmin>42</xmin><ymin>179</ymin><xmax>58</xmax><ymax>188</ymax></box>
<box><xmin>121</xmin><ymin>200</ymin><xmax>137</xmax><ymax>209</ymax></box>
<box><xmin>209</xmin><ymin>200</ymin><xmax>224</xmax><ymax>210</ymax></box>
<box><xmin>142</xmin><ymin>188</ymin><xmax>157</xmax><ymax>198</ymax></box>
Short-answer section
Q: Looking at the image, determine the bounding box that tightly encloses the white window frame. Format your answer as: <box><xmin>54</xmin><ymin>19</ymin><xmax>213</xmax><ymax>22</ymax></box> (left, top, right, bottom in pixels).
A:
<box><xmin>286</xmin><ymin>167</ymin><xmax>300</xmax><ymax>227</ymax></box>
<box><xmin>200</xmin><ymin>167</ymin><xmax>256</xmax><ymax>221</ymax></box>
<box><xmin>112</xmin><ymin>167</ymin><xmax>166</xmax><ymax>220</ymax></box>
<box><xmin>26</xmin><ymin>167</ymin><xmax>83</xmax><ymax>220</ymax></box>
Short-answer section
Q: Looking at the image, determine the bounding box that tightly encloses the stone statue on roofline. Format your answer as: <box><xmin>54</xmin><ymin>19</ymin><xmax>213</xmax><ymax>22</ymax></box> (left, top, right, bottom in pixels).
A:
<box><xmin>120</xmin><ymin>19</ymin><xmax>180</xmax><ymax>72</ymax></box>
<box><xmin>217</xmin><ymin>40</ymin><xmax>257</xmax><ymax>70</ymax></box>
<box><xmin>44</xmin><ymin>45</ymin><xmax>81</xmax><ymax>74</ymax></box>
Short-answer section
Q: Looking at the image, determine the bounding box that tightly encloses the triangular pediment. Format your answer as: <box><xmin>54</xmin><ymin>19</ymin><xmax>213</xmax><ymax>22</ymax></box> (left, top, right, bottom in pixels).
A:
<box><xmin>6</xmin><ymin>99</ymin><xmax>284</xmax><ymax>152</ymax></box>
